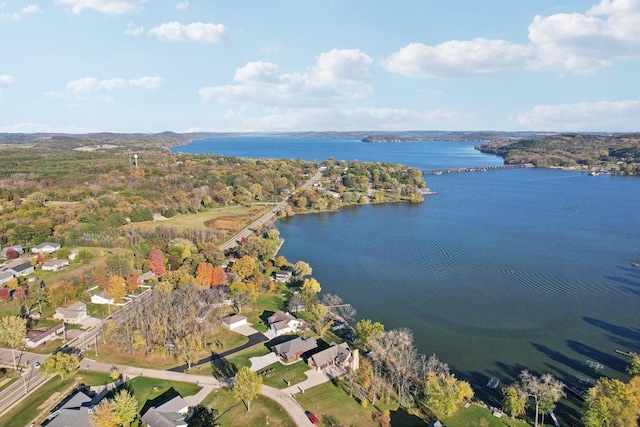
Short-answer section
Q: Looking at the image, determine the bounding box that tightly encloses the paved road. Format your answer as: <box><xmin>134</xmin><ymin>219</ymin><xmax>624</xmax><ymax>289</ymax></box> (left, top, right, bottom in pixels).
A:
<box><xmin>0</xmin><ymin>348</ymin><xmax>48</xmax><ymax>416</ymax></box>
<box><xmin>169</xmin><ymin>332</ymin><xmax>269</xmax><ymax>373</ymax></box>
<box><xmin>219</xmin><ymin>169</ymin><xmax>323</xmax><ymax>252</ymax></box>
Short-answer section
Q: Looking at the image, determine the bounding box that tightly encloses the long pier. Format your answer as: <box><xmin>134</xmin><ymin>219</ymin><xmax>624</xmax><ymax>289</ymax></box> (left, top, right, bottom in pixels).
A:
<box><xmin>422</xmin><ymin>164</ymin><xmax>533</xmax><ymax>175</ymax></box>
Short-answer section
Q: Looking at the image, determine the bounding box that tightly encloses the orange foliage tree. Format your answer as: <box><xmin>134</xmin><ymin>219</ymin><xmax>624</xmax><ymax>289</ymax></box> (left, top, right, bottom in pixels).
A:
<box><xmin>195</xmin><ymin>262</ymin><xmax>214</xmax><ymax>287</ymax></box>
<box><xmin>147</xmin><ymin>248</ymin><xmax>166</xmax><ymax>276</ymax></box>
<box><xmin>211</xmin><ymin>266</ymin><xmax>227</xmax><ymax>286</ymax></box>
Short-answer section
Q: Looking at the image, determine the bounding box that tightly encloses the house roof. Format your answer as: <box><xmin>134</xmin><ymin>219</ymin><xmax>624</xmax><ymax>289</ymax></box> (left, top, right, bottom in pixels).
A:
<box><xmin>42</xmin><ymin>258</ymin><xmax>69</xmax><ymax>267</ymax></box>
<box><xmin>272</xmin><ymin>337</ymin><xmax>317</xmax><ymax>360</ymax></box>
<box><xmin>268</xmin><ymin>311</ymin><xmax>295</xmax><ymax>325</ymax></box>
<box><xmin>34</xmin><ymin>242</ymin><xmax>61</xmax><ymax>250</ymax></box>
<box><xmin>26</xmin><ymin>323</ymin><xmax>64</xmax><ymax>343</ymax></box>
<box><xmin>0</xmin><ymin>271</ymin><xmax>14</xmax><ymax>281</ymax></box>
<box><xmin>55</xmin><ymin>301</ymin><xmax>87</xmax><ymax>319</ymax></box>
<box><xmin>46</xmin><ymin>390</ymin><xmax>93</xmax><ymax>427</ymax></box>
<box><xmin>8</xmin><ymin>263</ymin><xmax>33</xmax><ymax>273</ymax></box>
<box><xmin>140</xmin><ymin>395</ymin><xmax>189</xmax><ymax>427</ymax></box>
<box><xmin>221</xmin><ymin>314</ymin><xmax>247</xmax><ymax>326</ymax></box>
<box><xmin>1</xmin><ymin>245</ymin><xmax>23</xmax><ymax>256</ymax></box>
<box><xmin>138</xmin><ymin>270</ymin><xmax>158</xmax><ymax>282</ymax></box>
<box><xmin>309</xmin><ymin>343</ymin><xmax>351</xmax><ymax>368</ymax></box>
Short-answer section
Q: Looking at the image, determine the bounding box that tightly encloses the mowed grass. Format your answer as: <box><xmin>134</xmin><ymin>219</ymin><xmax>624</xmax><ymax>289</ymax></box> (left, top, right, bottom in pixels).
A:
<box><xmin>442</xmin><ymin>404</ymin><xmax>530</xmax><ymax>427</ymax></box>
<box><xmin>199</xmin><ymin>387</ymin><xmax>295</xmax><ymax>427</ymax></box>
<box><xmin>132</xmin><ymin>205</ymin><xmax>270</xmax><ymax>232</ymax></box>
<box><xmin>124</xmin><ymin>376</ymin><xmax>201</xmax><ymax>411</ymax></box>
<box><xmin>244</xmin><ymin>293</ymin><xmax>286</xmax><ymax>333</ymax></box>
<box><xmin>257</xmin><ymin>360</ymin><xmax>310</xmax><ymax>389</ymax></box>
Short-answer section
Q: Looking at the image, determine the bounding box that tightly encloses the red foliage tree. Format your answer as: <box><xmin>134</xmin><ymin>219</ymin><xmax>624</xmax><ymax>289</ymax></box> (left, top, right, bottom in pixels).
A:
<box><xmin>5</xmin><ymin>248</ymin><xmax>18</xmax><ymax>260</ymax></box>
<box><xmin>125</xmin><ymin>273</ymin><xmax>139</xmax><ymax>293</ymax></box>
<box><xmin>0</xmin><ymin>288</ymin><xmax>9</xmax><ymax>302</ymax></box>
<box><xmin>211</xmin><ymin>266</ymin><xmax>227</xmax><ymax>286</ymax></box>
<box><xmin>147</xmin><ymin>248</ymin><xmax>166</xmax><ymax>276</ymax></box>
<box><xmin>36</xmin><ymin>253</ymin><xmax>44</xmax><ymax>264</ymax></box>
<box><xmin>12</xmin><ymin>286</ymin><xmax>26</xmax><ymax>302</ymax></box>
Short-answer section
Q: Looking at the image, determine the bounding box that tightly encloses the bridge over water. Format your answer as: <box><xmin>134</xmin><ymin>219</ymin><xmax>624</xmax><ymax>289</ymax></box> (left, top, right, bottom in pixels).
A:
<box><xmin>422</xmin><ymin>163</ymin><xmax>534</xmax><ymax>175</ymax></box>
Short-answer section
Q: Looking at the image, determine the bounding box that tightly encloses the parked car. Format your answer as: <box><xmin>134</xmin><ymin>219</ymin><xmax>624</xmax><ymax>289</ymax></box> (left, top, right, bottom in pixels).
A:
<box><xmin>305</xmin><ymin>411</ymin><xmax>319</xmax><ymax>424</ymax></box>
<box><xmin>33</xmin><ymin>362</ymin><xmax>40</xmax><ymax>369</ymax></box>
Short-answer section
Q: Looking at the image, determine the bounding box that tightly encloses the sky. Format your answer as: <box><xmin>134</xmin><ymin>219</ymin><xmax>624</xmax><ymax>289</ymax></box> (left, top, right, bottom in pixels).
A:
<box><xmin>1</xmin><ymin>0</ymin><xmax>640</xmax><ymax>133</ymax></box>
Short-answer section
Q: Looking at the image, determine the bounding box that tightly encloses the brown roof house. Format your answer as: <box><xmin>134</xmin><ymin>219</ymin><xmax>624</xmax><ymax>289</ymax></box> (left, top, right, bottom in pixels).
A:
<box><xmin>267</xmin><ymin>311</ymin><xmax>305</xmax><ymax>336</ymax></box>
<box><xmin>24</xmin><ymin>323</ymin><xmax>65</xmax><ymax>348</ymax></box>
<box><xmin>271</xmin><ymin>336</ymin><xmax>317</xmax><ymax>363</ymax></box>
<box><xmin>308</xmin><ymin>343</ymin><xmax>359</xmax><ymax>371</ymax></box>
<box><xmin>54</xmin><ymin>301</ymin><xmax>88</xmax><ymax>324</ymax></box>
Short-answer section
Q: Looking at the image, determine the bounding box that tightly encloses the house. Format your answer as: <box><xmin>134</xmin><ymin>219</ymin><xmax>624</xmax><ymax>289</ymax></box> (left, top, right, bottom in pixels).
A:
<box><xmin>267</xmin><ymin>311</ymin><xmax>306</xmax><ymax>336</ymax></box>
<box><xmin>140</xmin><ymin>394</ymin><xmax>190</xmax><ymax>427</ymax></box>
<box><xmin>1</xmin><ymin>245</ymin><xmax>24</xmax><ymax>258</ymax></box>
<box><xmin>31</xmin><ymin>242</ymin><xmax>61</xmax><ymax>253</ymax></box>
<box><xmin>91</xmin><ymin>291</ymin><xmax>114</xmax><ymax>305</ymax></box>
<box><xmin>220</xmin><ymin>314</ymin><xmax>248</xmax><ymax>330</ymax></box>
<box><xmin>272</xmin><ymin>270</ymin><xmax>292</xmax><ymax>283</ymax></box>
<box><xmin>41</xmin><ymin>258</ymin><xmax>70</xmax><ymax>272</ymax></box>
<box><xmin>137</xmin><ymin>270</ymin><xmax>158</xmax><ymax>284</ymax></box>
<box><xmin>24</xmin><ymin>323</ymin><xmax>65</xmax><ymax>348</ymax></box>
<box><xmin>308</xmin><ymin>343</ymin><xmax>359</xmax><ymax>371</ymax></box>
<box><xmin>54</xmin><ymin>301</ymin><xmax>88</xmax><ymax>324</ymax></box>
<box><xmin>271</xmin><ymin>336</ymin><xmax>318</xmax><ymax>363</ymax></box>
<box><xmin>0</xmin><ymin>271</ymin><xmax>15</xmax><ymax>285</ymax></box>
<box><xmin>6</xmin><ymin>262</ymin><xmax>35</xmax><ymax>277</ymax></box>
<box><xmin>45</xmin><ymin>389</ymin><xmax>93</xmax><ymax>427</ymax></box>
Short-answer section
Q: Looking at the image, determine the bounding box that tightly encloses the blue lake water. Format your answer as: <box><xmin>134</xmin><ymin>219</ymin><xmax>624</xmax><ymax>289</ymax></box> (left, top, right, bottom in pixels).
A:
<box><xmin>175</xmin><ymin>137</ymin><xmax>640</xmax><ymax>416</ymax></box>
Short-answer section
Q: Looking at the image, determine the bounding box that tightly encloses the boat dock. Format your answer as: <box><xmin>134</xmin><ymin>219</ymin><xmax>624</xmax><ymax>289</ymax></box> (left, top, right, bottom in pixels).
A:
<box><xmin>422</xmin><ymin>164</ymin><xmax>533</xmax><ymax>175</ymax></box>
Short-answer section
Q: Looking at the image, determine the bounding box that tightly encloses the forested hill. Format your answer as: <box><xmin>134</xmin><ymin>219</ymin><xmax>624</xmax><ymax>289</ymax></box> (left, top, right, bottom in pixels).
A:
<box><xmin>477</xmin><ymin>133</ymin><xmax>640</xmax><ymax>175</ymax></box>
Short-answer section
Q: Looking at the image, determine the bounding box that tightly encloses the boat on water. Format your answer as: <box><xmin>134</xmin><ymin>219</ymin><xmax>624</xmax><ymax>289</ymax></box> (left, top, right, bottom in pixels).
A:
<box><xmin>631</xmin><ymin>262</ymin><xmax>640</xmax><ymax>268</ymax></box>
<box><xmin>487</xmin><ymin>377</ymin><xmax>500</xmax><ymax>389</ymax></box>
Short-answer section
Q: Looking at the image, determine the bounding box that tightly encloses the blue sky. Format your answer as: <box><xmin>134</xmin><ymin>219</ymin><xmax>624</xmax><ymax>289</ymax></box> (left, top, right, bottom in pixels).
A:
<box><xmin>1</xmin><ymin>0</ymin><xmax>639</xmax><ymax>133</ymax></box>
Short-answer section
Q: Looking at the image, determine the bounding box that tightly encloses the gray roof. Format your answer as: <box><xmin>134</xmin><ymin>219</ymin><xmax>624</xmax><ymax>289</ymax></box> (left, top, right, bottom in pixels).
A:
<box><xmin>221</xmin><ymin>314</ymin><xmax>247</xmax><ymax>325</ymax></box>
<box><xmin>0</xmin><ymin>271</ymin><xmax>14</xmax><ymax>281</ymax></box>
<box><xmin>309</xmin><ymin>343</ymin><xmax>351</xmax><ymax>369</ymax></box>
<box><xmin>268</xmin><ymin>311</ymin><xmax>295</xmax><ymax>325</ymax></box>
<box><xmin>46</xmin><ymin>390</ymin><xmax>93</xmax><ymax>427</ymax></box>
<box><xmin>272</xmin><ymin>337</ymin><xmax>317</xmax><ymax>360</ymax></box>
<box><xmin>9</xmin><ymin>263</ymin><xmax>34</xmax><ymax>273</ymax></box>
<box><xmin>140</xmin><ymin>395</ymin><xmax>189</xmax><ymax>427</ymax></box>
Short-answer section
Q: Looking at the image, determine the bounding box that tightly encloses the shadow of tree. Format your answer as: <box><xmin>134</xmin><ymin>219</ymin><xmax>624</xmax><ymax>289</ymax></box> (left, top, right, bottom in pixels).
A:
<box><xmin>139</xmin><ymin>386</ymin><xmax>180</xmax><ymax>417</ymax></box>
<box><xmin>210</xmin><ymin>355</ymin><xmax>238</xmax><ymax>379</ymax></box>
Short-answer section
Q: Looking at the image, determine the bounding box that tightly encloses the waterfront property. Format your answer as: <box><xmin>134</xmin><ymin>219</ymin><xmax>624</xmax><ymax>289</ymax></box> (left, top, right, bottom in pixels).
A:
<box><xmin>271</xmin><ymin>336</ymin><xmax>318</xmax><ymax>363</ymax></box>
<box><xmin>267</xmin><ymin>311</ymin><xmax>306</xmax><ymax>336</ymax></box>
<box><xmin>308</xmin><ymin>343</ymin><xmax>359</xmax><ymax>372</ymax></box>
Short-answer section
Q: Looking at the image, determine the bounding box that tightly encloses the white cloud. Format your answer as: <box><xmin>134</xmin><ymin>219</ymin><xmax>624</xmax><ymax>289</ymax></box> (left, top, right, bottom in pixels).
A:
<box><xmin>56</xmin><ymin>0</ymin><xmax>140</xmax><ymax>14</ymax></box>
<box><xmin>176</xmin><ymin>0</ymin><xmax>189</xmax><ymax>11</ymax></box>
<box><xmin>200</xmin><ymin>49</ymin><xmax>373</xmax><ymax>106</ymax></box>
<box><xmin>124</xmin><ymin>21</ymin><xmax>144</xmax><ymax>36</ymax></box>
<box><xmin>148</xmin><ymin>22</ymin><xmax>228</xmax><ymax>45</ymax></box>
<box><xmin>0</xmin><ymin>122</ymin><xmax>101</xmax><ymax>133</ymax></box>
<box><xmin>0</xmin><ymin>74</ymin><xmax>14</xmax><ymax>84</ymax></box>
<box><xmin>515</xmin><ymin>100</ymin><xmax>640</xmax><ymax>131</ymax></box>
<box><xmin>66</xmin><ymin>76</ymin><xmax>165</xmax><ymax>93</ymax></box>
<box><xmin>44</xmin><ymin>91</ymin><xmax>64</xmax><ymax>98</ymax></box>
<box><xmin>382</xmin><ymin>39</ymin><xmax>533</xmax><ymax>78</ymax></box>
<box><xmin>384</xmin><ymin>0</ymin><xmax>640</xmax><ymax>78</ymax></box>
<box><xmin>0</xmin><ymin>4</ymin><xmax>40</xmax><ymax>21</ymax></box>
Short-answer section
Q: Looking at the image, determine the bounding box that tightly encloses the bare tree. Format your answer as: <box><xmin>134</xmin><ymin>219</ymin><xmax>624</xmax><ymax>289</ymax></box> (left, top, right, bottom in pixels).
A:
<box><xmin>515</xmin><ymin>370</ymin><xmax>565</xmax><ymax>427</ymax></box>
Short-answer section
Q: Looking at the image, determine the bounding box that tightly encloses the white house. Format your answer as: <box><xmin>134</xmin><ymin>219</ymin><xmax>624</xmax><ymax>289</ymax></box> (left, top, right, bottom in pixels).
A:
<box><xmin>31</xmin><ymin>242</ymin><xmax>61</xmax><ymax>253</ymax></box>
<box><xmin>267</xmin><ymin>311</ymin><xmax>306</xmax><ymax>336</ymax></box>
<box><xmin>41</xmin><ymin>258</ymin><xmax>70</xmax><ymax>272</ymax></box>
<box><xmin>91</xmin><ymin>291</ymin><xmax>114</xmax><ymax>305</ymax></box>
<box><xmin>220</xmin><ymin>314</ymin><xmax>248</xmax><ymax>330</ymax></box>
<box><xmin>54</xmin><ymin>301</ymin><xmax>88</xmax><ymax>324</ymax></box>
<box><xmin>1</xmin><ymin>245</ymin><xmax>24</xmax><ymax>258</ymax></box>
<box><xmin>24</xmin><ymin>323</ymin><xmax>65</xmax><ymax>348</ymax></box>
<box><xmin>6</xmin><ymin>262</ymin><xmax>35</xmax><ymax>277</ymax></box>
<box><xmin>272</xmin><ymin>270</ymin><xmax>293</xmax><ymax>283</ymax></box>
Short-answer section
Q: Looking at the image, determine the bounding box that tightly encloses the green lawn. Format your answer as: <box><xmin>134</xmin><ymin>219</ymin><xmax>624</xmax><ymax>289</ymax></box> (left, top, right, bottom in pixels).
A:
<box><xmin>0</xmin><ymin>301</ymin><xmax>21</xmax><ymax>317</ymax></box>
<box><xmin>442</xmin><ymin>404</ymin><xmax>531</xmax><ymax>427</ymax></box>
<box><xmin>225</xmin><ymin>344</ymin><xmax>270</xmax><ymax>369</ymax></box>
<box><xmin>133</xmin><ymin>205</ymin><xmax>269</xmax><ymax>231</ymax></box>
<box><xmin>258</xmin><ymin>360</ymin><xmax>310</xmax><ymax>389</ymax></box>
<box><xmin>244</xmin><ymin>293</ymin><xmax>286</xmax><ymax>333</ymax></box>
<box><xmin>199</xmin><ymin>387</ymin><xmax>295</xmax><ymax>427</ymax></box>
<box><xmin>124</xmin><ymin>376</ymin><xmax>202</xmax><ymax>413</ymax></box>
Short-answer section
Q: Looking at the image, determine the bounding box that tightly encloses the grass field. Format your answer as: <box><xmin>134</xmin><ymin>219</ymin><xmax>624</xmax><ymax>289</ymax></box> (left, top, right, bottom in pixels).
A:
<box><xmin>199</xmin><ymin>387</ymin><xmax>295</xmax><ymax>427</ymax></box>
<box><xmin>442</xmin><ymin>404</ymin><xmax>531</xmax><ymax>427</ymax></box>
<box><xmin>122</xmin><ymin>376</ymin><xmax>202</xmax><ymax>415</ymax></box>
<box><xmin>133</xmin><ymin>205</ymin><xmax>271</xmax><ymax>233</ymax></box>
<box><xmin>258</xmin><ymin>360</ymin><xmax>310</xmax><ymax>389</ymax></box>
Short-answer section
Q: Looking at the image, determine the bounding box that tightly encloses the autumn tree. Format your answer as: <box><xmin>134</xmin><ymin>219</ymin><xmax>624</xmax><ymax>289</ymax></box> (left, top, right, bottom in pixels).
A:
<box><xmin>502</xmin><ymin>385</ymin><xmax>528</xmax><ymax>418</ymax></box>
<box><xmin>234</xmin><ymin>366</ymin><xmax>262</xmax><ymax>411</ymax></box>
<box><xmin>46</xmin><ymin>281</ymin><xmax>76</xmax><ymax>307</ymax></box>
<box><xmin>0</xmin><ymin>315</ymin><xmax>26</xmax><ymax>370</ymax></box>
<box><xmin>5</xmin><ymin>248</ymin><xmax>18</xmax><ymax>259</ymax></box>
<box><xmin>177</xmin><ymin>333</ymin><xmax>203</xmax><ymax>370</ymax></box>
<box><xmin>89</xmin><ymin>398</ymin><xmax>118</xmax><ymax>427</ymax></box>
<box><xmin>355</xmin><ymin>319</ymin><xmax>384</xmax><ymax>349</ymax></box>
<box><xmin>113</xmin><ymin>389</ymin><xmax>139</xmax><ymax>426</ymax></box>
<box><xmin>423</xmin><ymin>371</ymin><xmax>474</xmax><ymax>415</ymax></box>
<box><xmin>229</xmin><ymin>282</ymin><xmax>255</xmax><ymax>313</ymax></box>
<box><xmin>41</xmin><ymin>352</ymin><xmax>80</xmax><ymax>379</ymax></box>
<box><xmin>195</xmin><ymin>262</ymin><xmax>214</xmax><ymax>287</ymax></box>
<box><xmin>627</xmin><ymin>355</ymin><xmax>640</xmax><ymax>377</ymax></box>
<box><xmin>514</xmin><ymin>370</ymin><xmax>565</xmax><ymax>427</ymax></box>
<box><xmin>293</xmin><ymin>260</ymin><xmax>312</xmax><ymax>279</ymax></box>
<box><xmin>582</xmin><ymin>377</ymin><xmax>640</xmax><ymax>427</ymax></box>
<box><xmin>147</xmin><ymin>248</ymin><xmax>166</xmax><ymax>276</ymax></box>
<box><xmin>230</xmin><ymin>255</ymin><xmax>256</xmax><ymax>280</ymax></box>
<box><xmin>211</xmin><ymin>266</ymin><xmax>227</xmax><ymax>286</ymax></box>
<box><xmin>106</xmin><ymin>275</ymin><xmax>127</xmax><ymax>302</ymax></box>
